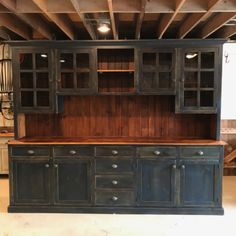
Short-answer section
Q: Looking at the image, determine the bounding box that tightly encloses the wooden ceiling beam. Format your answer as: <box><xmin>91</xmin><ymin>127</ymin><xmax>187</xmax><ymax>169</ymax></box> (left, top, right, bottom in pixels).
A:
<box><xmin>157</xmin><ymin>0</ymin><xmax>186</xmax><ymax>39</ymax></box>
<box><xmin>178</xmin><ymin>0</ymin><xmax>221</xmax><ymax>38</ymax></box>
<box><xmin>32</xmin><ymin>0</ymin><xmax>75</xmax><ymax>40</ymax></box>
<box><xmin>200</xmin><ymin>12</ymin><xmax>236</xmax><ymax>38</ymax></box>
<box><xmin>217</xmin><ymin>25</ymin><xmax>236</xmax><ymax>38</ymax></box>
<box><xmin>0</xmin><ymin>13</ymin><xmax>31</xmax><ymax>39</ymax></box>
<box><xmin>135</xmin><ymin>0</ymin><xmax>147</xmax><ymax>40</ymax></box>
<box><xmin>0</xmin><ymin>0</ymin><xmax>53</xmax><ymax>39</ymax></box>
<box><xmin>108</xmin><ymin>0</ymin><xmax>118</xmax><ymax>40</ymax></box>
<box><xmin>70</xmin><ymin>0</ymin><xmax>96</xmax><ymax>40</ymax></box>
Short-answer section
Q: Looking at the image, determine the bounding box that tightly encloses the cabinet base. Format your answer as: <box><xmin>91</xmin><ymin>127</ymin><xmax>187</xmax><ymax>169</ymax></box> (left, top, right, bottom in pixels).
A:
<box><xmin>8</xmin><ymin>205</ymin><xmax>224</xmax><ymax>215</ymax></box>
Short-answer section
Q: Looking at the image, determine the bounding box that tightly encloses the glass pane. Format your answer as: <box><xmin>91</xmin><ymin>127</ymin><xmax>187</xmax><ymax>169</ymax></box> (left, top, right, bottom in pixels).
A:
<box><xmin>184</xmin><ymin>71</ymin><xmax>198</xmax><ymax>88</ymax></box>
<box><xmin>36</xmin><ymin>72</ymin><xmax>49</xmax><ymax>88</ymax></box>
<box><xmin>77</xmin><ymin>72</ymin><xmax>89</xmax><ymax>88</ymax></box>
<box><xmin>20</xmin><ymin>72</ymin><xmax>33</xmax><ymax>88</ymax></box>
<box><xmin>20</xmin><ymin>53</ymin><xmax>33</xmax><ymax>69</ymax></box>
<box><xmin>142</xmin><ymin>72</ymin><xmax>156</xmax><ymax>89</ymax></box>
<box><xmin>61</xmin><ymin>72</ymin><xmax>74</xmax><ymax>88</ymax></box>
<box><xmin>76</xmin><ymin>53</ymin><xmax>89</xmax><ymax>70</ymax></box>
<box><xmin>21</xmin><ymin>91</ymin><xmax>34</xmax><ymax>107</ymax></box>
<box><xmin>200</xmin><ymin>72</ymin><xmax>214</xmax><ymax>88</ymax></box>
<box><xmin>37</xmin><ymin>91</ymin><xmax>50</xmax><ymax>107</ymax></box>
<box><xmin>36</xmin><ymin>53</ymin><xmax>48</xmax><ymax>69</ymax></box>
<box><xmin>184</xmin><ymin>91</ymin><xmax>197</xmax><ymax>107</ymax></box>
<box><xmin>143</xmin><ymin>53</ymin><xmax>156</xmax><ymax>66</ymax></box>
<box><xmin>60</xmin><ymin>53</ymin><xmax>73</xmax><ymax>69</ymax></box>
<box><xmin>159</xmin><ymin>53</ymin><xmax>172</xmax><ymax>69</ymax></box>
<box><xmin>185</xmin><ymin>52</ymin><xmax>198</xmax><ymax>68</ymax></box>
<box><xmin>159</xmin><ymin>72</ymin><xmax>172</xmax><ymax>88</ymax></box>
<box><xmin>201</xmin><ymin>52</ymin><xmax>214</xmax><ymax>68</ymax></box>
<box><xmin>200</xmin><ymin>91</ymin><xmax>214</xmax><ymax>107</ymax></box>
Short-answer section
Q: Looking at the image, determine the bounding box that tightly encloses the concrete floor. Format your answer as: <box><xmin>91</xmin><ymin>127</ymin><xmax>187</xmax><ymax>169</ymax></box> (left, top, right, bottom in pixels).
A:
<box><xmin>0</xmin><ymin>177</ymin><xmax>236</xmax><ymax>236</ymax></box>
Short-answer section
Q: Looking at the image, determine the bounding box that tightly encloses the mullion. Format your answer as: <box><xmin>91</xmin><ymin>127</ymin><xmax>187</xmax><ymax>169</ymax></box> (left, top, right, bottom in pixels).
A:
<box><xmin>197</xmin><ymin>51</ymin><xmax>200</xmax><ymax>108</ymax></box>
<box><xmin>73</xmin><ymin>52</ymin><xmax>77</xmax><ymax>89</ymax></box>
<box><xmin>33</xmin><ymin>53</ymin><xmax>37</xmax><ymax>108</ymax></box>
<box><xmin>156</xmin><ymin>52</ymin><xmax>159</xmax><ymax>89</ymax></box>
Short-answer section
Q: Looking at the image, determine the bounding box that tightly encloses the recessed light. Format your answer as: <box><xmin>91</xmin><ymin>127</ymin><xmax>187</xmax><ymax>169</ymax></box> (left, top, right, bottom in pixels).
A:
<box><xmin>97</xmin><ymin>23</ymin><xmax>110</xmax><ymax>33</ymax></box>
<box><xmin>60</xmin><ymin>59</ymin><xmax>65</xmax><ymax>63</ymax></box>
<box><xmin>186</xmin><ymin>53</ymin><xmax>198</xmax><ymax>59</ymax></box>
<box><xmin>41</xmin><ymin>54</ymin><xmax>47</xmax><ymax>58</ymax></box>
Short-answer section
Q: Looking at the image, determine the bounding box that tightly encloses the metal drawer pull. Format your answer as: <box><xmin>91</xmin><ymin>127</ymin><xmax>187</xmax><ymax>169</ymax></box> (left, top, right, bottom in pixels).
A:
<box><xmin>153</xmin><ymin>150</ymin><xmax>161</xmax><ymax>156</ymax></box>
<box><xmin>112</xmin><ymin>164</ymin><xmax>118</xmax><ymax>169</ymax></box>
<box><xmin>45</xmin><ymin>164</ymin><xmax>50</xmax><ymax>168</ymax></box>
<box><xmin>112</xmin><ymin>180</ymin><xmax>118</xmax><ymax>185</ymax></box>
<box><xmin>111</xmin><ymin>150</ymin><xmax>118</xmax><ymax>155</ymax></box>
<box><xmin>69</xmin><ymin>150</ymin><xmax>77</xmax><ymax>155</ymax></box>
<box><xmin>198</xmin><ymin>151</ymin><xmax>204</xmax><ymax>156</ymax></box>
<box><xmin>172</xmin><ymin>164</ymin><xmax>177</xmax><ymax>169</ymax></box>
<box><xmin>112</xmin><ymin>196</ymin><xmax>118</xmax><ymax>201</ymax></box>
<box><xmin>181</xmin><ymin>165</ymin><xmax>185</xmax><ymax>169</ymax></box>
<box><xmin>27</xmin><ymin>150</ymin><xmax>35</xmax><ymax>155</ymax></box>
<box><xmin>54</xmin><ymin>164</ymin><xmax>58</xmax><ymax>168</ymax></box>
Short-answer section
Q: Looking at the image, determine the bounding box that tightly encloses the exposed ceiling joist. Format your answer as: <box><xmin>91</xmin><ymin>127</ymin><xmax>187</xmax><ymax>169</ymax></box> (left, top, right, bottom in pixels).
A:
<box><xmin>135</xmin><ymin>0</ymin><xmax>147</xmax><ymax>40</ymax></box>
<box><xmin>0</xmin><ymin>0</ymin><xmax>53</xmax><ymax>39</ymax></box>
<box><xmin>70</xmin><ymin>0</ymin><xmax>96</xmax><ymax>40</ymax></box>
<box><xmin>217</xmin><ymin>25</ymin><xmax>236</xmax><ymax>38</ymax></box>
<box><xmin>157</xmin><ymin>0</ymin><xmax>186</xmax><ymax>39</ymax></box>
<box><xmin>32</xmin><ymin>0</ymin><xmax>75</xmax><ymax>40</ymax></box>
<box><xmin>200</xmin><ymin>12</ymin><xmax>236</xmax><ymax>38</ymax></box>
<box><xmin>178</xmin><ymin>0</ymin><xmax>221</xmax><ymax>39</ymax></box>
<box><xmin>107</xmin><ymin>0</ymin><xmax>118</xmax><ymax>40</ymax></box>
<box><xmin>0</xmin><ymin>13</ymin><xmax>31</xmax><ymax>39</ymax></box>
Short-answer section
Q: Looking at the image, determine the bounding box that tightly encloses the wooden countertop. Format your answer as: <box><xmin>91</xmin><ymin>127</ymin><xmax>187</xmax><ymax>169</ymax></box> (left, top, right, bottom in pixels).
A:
<box><xmin>8</xmin><ymin>137</ymin><xmax>226</xmax><ymax>146</ymax></box>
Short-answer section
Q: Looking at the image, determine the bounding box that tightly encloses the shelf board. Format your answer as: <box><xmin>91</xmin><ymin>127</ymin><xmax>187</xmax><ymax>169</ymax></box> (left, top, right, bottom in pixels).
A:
<box><xmin>97</xmin><ymin>69</ymin><xmax>135</xmax><ymax>73</ymax></box>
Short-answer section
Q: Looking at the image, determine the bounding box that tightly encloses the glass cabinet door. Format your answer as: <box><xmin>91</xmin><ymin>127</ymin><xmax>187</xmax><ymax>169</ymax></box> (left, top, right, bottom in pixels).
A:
<box><xmin>179</xmin><ymin>49</ymin><xmax>217</xmax><ymax>113</ymax></box>
<box><xmin>140</xmin><ymin>50</ymin><xmax>175</xmax><ymax>94</ymax></box>
<box><xmin>16</xmin><ymin>50</ymin><xmax>53</xmax><ymax>112</ymax></box>
<box><xmin>58</xmin><ymin>49</ymin><xmax>96</xmax><ymax>93</ymax></box>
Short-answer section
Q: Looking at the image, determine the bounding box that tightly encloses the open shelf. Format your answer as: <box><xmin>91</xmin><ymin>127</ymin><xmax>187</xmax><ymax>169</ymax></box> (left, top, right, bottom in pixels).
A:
<box><xmin>97</xmin><ymin>69</ymin><xmax>135</xmax><ymax>73</ymax></box>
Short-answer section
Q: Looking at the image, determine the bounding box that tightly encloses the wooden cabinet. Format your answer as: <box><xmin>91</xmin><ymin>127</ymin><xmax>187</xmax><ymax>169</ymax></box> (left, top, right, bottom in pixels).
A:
<box><xmin>139</xmin><ymin>49</ymin><xmax>175</xmax><ymax>94</ymax></box>
<box><xmin>11</xmin><ymin>159</ymin><xmax>51</xmax><ymax>204</ymax></box>
<box><xmin>57</xmin><ymin>49</ymin><xmax>96</xmax><ymax>94</ymax></box>
<box><xmin>13</xmin><ymin>48</ymin><xmax>54</xmax><ymax>112</ymax></box>
<box><xmin>176</xmin><ymin>48</ymin><xmax>219</xmax><ymax>113</ymax></box>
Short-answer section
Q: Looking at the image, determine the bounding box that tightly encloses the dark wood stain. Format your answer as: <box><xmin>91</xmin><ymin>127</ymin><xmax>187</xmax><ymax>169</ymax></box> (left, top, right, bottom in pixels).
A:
<box><xmin>25</xmin><ymin>96</ymin><xmax>216</xmax><ymax>139</ymax></box>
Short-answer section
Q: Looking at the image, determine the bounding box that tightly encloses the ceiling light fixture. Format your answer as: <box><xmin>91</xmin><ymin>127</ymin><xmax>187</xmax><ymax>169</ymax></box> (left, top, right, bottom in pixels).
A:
<box><xmin>186</xmin><ymin>53</ymin><xmax>198</xmax><ymax>59</ymax></box>
<box><xmin>60</xmin><ymin>59</ymin><xmax>65</xmax><ymax>63</ymax></box>
<box><xmin>41</xmin><ymin>54</ymin><xmax>47</xmax><ymax>58</ymax></box>
<box><xmin>97</xmin><ymin>23</ymin><xmax>110</xmax><ymax>33</ymax></box>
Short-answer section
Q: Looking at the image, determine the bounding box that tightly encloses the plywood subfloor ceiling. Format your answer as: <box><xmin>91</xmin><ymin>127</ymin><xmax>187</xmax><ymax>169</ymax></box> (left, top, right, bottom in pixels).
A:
<box><xmin>0</xmin><ymin>0</ymin><xmax>236</xmax><ymax>40</ymax></box>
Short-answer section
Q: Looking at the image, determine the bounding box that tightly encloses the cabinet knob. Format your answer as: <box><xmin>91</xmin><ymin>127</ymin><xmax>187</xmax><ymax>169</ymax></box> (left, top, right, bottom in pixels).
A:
<box><xmin>27</xmin><ymin>150</ymin><xmax>35</xmax><ymax>155</ymax></box>
<box><xmin>172</xmin><ymin>164</ymin><xmax>177</xmax><ymax>169</ymax></box>
<box><xmin>198</xmin><ymin>150</ymin><xmax>204</xmax><ymax>156</ymax></box>
<box><xmin>45</xmin><ymin>164</ymin><xmax>50</xmax><ymax>168</ymax></box>
<box><xmin>69</xmin><ymin>150</ymin><xmax>77</xmax><ymax>155</ymax></box>
<box><xmin>181</xmin><ymin>165</ymin><xmax>185</xmax><ymax>169</ymax></box>
<box><xmin>112</xmin><ymin>180</ymin><xmax>118</xmax><ymax>185</ymax></box>
<box><xmin>54</xmin><ymin>164</ymin><xmax>58</xmax><ymax>168</ymax></box>
<box><xmin>112</xmin><ymin>196</ymin><xmax>118</xmax><ymax>201</ymax></box>
<box><xmin>111</xmin><ymin>150</ymin><xmax>118</xmax><ymax>155</ymax></box>
<box><xmin>112</xmin><ymin>164</ymin><xmax>118</xmax><ymax>169</ymax></box>
<box><xmin>153</xmin><ymin>150</ymin><xmax>161</xmax><ymax>156</ymax></box>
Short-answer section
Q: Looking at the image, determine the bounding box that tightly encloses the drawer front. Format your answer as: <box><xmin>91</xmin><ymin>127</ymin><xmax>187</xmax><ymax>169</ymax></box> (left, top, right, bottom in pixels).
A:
<box><xmin>95</xmin><ymin>146</ymin><xmax>135</xmax><ymax>157</ymax></box>
<box><xmin>95</xmin><ymin>175</ymin><xmax>134</xmax><ymax>189</ymax></box>
<box><xmin>53</xmin><ymin>146</ymin><xmax>94</xmax><ymax>157</ymax></box>
<box><xmin>95</xmin><ymin>191</ymin><xmax>135</xmax><ymax>206</ymax></box>
<box><xmin>180</xmin><ymin>146</ymin><xmax>220</xmax><ymax>158</ymax></box>
<box><xmin>11</xmin><ymin>146</ymin><xmax>50</xmax><ymax>157</ymax></box>
<box><xmin>138</xmin><ymin>146</ymin><xmax>177</xmax><ymax>158</ymax></box>
<box><xmin>95</xmin><ymin>159</ymin><xmax>134</xmax><ymax>173</ymax></box>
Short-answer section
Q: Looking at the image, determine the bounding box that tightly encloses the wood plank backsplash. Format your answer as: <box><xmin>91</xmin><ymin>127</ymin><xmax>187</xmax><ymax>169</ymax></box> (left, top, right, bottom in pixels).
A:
<box><xmin>25</xmin><ymin>96</ymin><xmax>216</xmax><ymax>139</ymax></box>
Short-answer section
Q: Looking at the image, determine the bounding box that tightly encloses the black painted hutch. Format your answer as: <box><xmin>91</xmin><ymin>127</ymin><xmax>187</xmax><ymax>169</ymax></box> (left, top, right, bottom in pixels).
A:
<box><xmin>8</xmin><ymin>39</ymin><xmax>225</xmax><ymax>214</ymax></box>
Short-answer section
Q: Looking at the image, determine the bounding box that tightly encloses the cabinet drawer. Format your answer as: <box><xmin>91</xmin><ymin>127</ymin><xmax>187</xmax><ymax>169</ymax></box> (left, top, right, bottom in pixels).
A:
<box><xmin>11</xmin><ymin>146</ymin><xmax>50</xmax><ymax>157</ymax></box>
<box><xmin>95</xmin><ymin>159</ymin><xmax>134</xmax><ymax>173</ymax></box>
<box><xmin>53</xmin><ymin>146</ymin><xmax>94</xmax><ymax>157</ymax></box>
<box><xmin>95</xmin><ymin>175</ymin><xmax>134</xmax><ymax>189</ymax></box>
<box><xmin>138</xmin><ymin>146</ymin><xmax>177</xmax><ymax>158</ymax></box>
<box><xmin>95</xmin><ymin>146</ymin><xmax>135</xmax><ymax>157</ymax></box>
<box><xmin>95</xmin><ymin>191</ymin><xmax>135</xmax><ymax>206</ymax></box>
<box><xmin>180</xmin><ymin>146</ymin><xmax>220</xmax><ymax>158</ymax></box>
